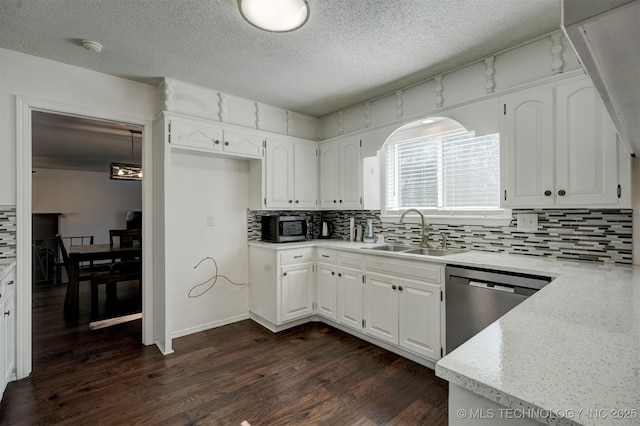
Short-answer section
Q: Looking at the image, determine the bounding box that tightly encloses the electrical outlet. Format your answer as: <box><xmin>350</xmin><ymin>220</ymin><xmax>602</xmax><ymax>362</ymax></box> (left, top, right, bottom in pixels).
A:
<box><xmin>517</xmin><ymin>213</ymin><xmax>538</xmax><ymax>231</ymax></box>
<box><xmin>207</xmin><ymin>216</ymin><xmax>215</xmax><ymax>227</ymax></box>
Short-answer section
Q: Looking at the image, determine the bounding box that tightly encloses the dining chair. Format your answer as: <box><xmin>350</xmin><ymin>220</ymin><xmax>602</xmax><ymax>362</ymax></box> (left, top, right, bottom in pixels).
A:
<box><xmin>90</xmin><ymin>260</ymin><xmax>142</xmax><ymax>321</ymax></box>
<box><xmin>109</xmin><ymin>229</ymin><xmax>141</xmax><ymax>247</ymax></box>
<box><xmin>55</xmin><ymin>234</ymin><xmax>110</xmax><ymax>284</ymax></box>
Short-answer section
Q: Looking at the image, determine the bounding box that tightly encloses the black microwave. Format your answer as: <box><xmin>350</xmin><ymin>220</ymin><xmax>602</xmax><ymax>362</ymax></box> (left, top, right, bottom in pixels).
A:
<box><xmin>261</xmin><ymin>215</ymin><xmax>308</xmax><ymax>243</ymax></box>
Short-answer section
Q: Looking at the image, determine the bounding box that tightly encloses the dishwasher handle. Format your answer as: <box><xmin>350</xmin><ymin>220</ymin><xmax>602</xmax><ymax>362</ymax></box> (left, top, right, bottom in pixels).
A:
<box><xmin>469</xmin><ymin>280</ymin><xmax>515</xmax><ymax>293</ymax></box>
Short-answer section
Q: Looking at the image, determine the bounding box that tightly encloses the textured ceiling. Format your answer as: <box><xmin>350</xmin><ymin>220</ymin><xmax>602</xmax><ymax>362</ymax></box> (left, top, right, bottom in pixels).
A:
<box><xmin>0</xmin><ymin>0</ymin><xmax>560</xmax><ymax>118</ymax></box>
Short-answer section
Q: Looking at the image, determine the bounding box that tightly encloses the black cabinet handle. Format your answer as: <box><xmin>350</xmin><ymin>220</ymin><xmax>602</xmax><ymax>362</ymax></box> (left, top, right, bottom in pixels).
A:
<box><xmin>288</xmin><ymin>200</ymin><xmax>293</xmax><ymax>203</ymax></box>
<box><xmin>4</xmin><ymin>310</ymin><xmax>9</xmax><ymax>316</ymax></box>
<box><xmin>339</xmin><ymin>200</ymin><xmax>343</xmax><ymax>203</ymax></box>
<box><xmin>295</xmin><ymin>200</ymin><xmax>299</xmax><ymax>203</ymax></box>
<box><xmin>7</xmin><ymin>280</ymin><xmax>13</xmax><ymax>286</ymax></box>
<box><xmin>333</xmin><ymin>200</ymin><xmax>337</xmax><ymax>203</ymax></box>
<box><xmin>558</xmin><ymin>190</ymin><xmax>566</xmax><ymax>196</ymax></box>
<box><xmin>322</xmin><ymin>254</ymin><xmax>330</xmax><ymax>258</ymax></box>
<box><xmin>392</xmin><ymin>285</ymin><xmax>397</xmax><ymax>290</ymax></box>
<box><xmin>544</xmin><ymin>190</ymin><xmax>552</xmax><ymax>196</ymax></box>
<box><xmin>293</xmin><ymin>255</ymin><xmax>302</xmax><ymax>259</ymax></box>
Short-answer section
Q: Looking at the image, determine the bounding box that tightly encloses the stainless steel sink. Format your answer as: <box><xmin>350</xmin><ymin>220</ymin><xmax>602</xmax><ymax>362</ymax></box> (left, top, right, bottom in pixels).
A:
<box><xmin>364</xmin><ymin>244</ymin><xmax>413</xmax><ymax>252</ymax></box>
<box><xmin>362</xmin><ymin>244</ymin><xmax>465</xmax><ymax>256</ymax></box>
<box><xmin>402</xmin><ymin>248</ymin><xmax>464</xmax><ymax>256</ymax></box>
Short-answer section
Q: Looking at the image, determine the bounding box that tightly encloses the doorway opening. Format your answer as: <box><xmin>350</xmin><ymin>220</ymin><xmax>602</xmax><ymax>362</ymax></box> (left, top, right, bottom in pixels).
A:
<box><xmin>16</xmin><ymin>97</ymin><xmax>155</xmax><ymax>380</ymax></box>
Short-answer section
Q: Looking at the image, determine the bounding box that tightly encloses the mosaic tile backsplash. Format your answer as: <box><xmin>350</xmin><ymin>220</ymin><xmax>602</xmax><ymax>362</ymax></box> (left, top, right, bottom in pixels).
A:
<box><xmin>0</xmin><ymin>206</ymin><xmax>17</xmax><ymax>259</ymax></box>
<box><xmin>248</xmin><ymin>209</ymin><xmax>633</xmax><ymax>265</ymax></box>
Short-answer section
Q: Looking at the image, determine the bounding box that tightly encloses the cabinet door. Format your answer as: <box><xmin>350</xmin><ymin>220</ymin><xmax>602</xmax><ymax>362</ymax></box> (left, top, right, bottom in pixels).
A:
<box><xmin>280</xmin><ymin>262</ymin><xmax>314</xmax><ymax>323</ymax></box>
<box><xmin>265</xmin><ymin>139</ymin><xmax>294</xmax><ymax>209</ymax></box>
<box><xmin>398</xmin><ymin>279</ymin><xmax>441</xmax><ymax>360</ymax></box>
<box><xmin>170</xmin><ymin>119</ymin><xmax>223</xmax><ymax>151</ymax></box>
<box><xmin>294</xmin><ymin>142</ymin><xmax>318</xmax><ymax>209</ymax></box>
<box><xmin>337</xmin><ymin>266</ymin><xmax>363</xmax><ymax>331</ymax></box>
<box><xmin>555</xmin><ymin>80</ymin><xmax>619</xmax><ymax>206</ymax></box>
<box><xmin>223</xmin><ymin>129</ymin><xmax>263</xmax><ymax>159</ymax></box>
<box><xmin>0</xmin><ymin>298</ymin><xmax>4</xmax><ymax>396</ymax></box>
<box><xmin>3</xmin><ymin>295</ymin><xmax>15</xmax><ymax>385</ymax></box>
<box><xmin>502</xmin><ymin>88</ymin><xmax>555</xmax><ymax>207</ymax></box>
<box><xmin>319</xmin><ymin>142</ymin><xmax>339</xmax><ymax>208</ymax></box>
<box><xmin>316</xmin><ymin>263</ymin><xmax>337</xmax><ymax>320</ymax></box>
<box><xmin>339</xmin><ymin>137</ymin><xmax>362</xmax><ymax>209</ymax></box>
<box><xmin>364</xmin><ymin>272</ymin><xmax>398</xmax><ymax>344</ymax></box>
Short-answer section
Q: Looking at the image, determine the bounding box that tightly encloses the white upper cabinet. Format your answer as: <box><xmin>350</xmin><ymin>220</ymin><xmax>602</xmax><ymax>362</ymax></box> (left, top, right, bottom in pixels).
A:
<box><xmin>168</xmin><ymin>114</ymin><xmax>264</xmax><ymax>160</ymax></box>
<box><xmin>320</xmin><ymin>135</ymin><xmax>362</xmax><ymax>209</ymax></box>
<box><xmin>502</xmin><ymin>87</ymin><xmax>555</xmax><ymax>207</ymax></box>
<box><xmin>555</xmin><ymin>79</ymin><xmax>620</xmax><ymax>206</ymax></box>
<box><xmin>501</xmin><ymin>77</ymin><xmax>630</xmax><ymax>208</ymax></box>
<box><xmin>263</xmin><ymin>138</ymin><xmax>318</xmax><ymax>210</ymax></box>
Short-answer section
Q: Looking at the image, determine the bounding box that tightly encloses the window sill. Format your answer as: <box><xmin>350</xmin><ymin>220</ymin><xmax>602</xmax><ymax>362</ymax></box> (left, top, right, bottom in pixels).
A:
<box><xmin>380</xmin><ymin>212</ymin><xmax>512</xmax><ymax>227</ymax></box>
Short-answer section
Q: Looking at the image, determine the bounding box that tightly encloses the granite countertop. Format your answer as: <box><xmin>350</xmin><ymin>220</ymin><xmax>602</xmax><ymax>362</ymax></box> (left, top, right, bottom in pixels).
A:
<box><xmin>248</xmin><ymin>239</ymin><xmax>640</xmax><ymax>426</ymax></box>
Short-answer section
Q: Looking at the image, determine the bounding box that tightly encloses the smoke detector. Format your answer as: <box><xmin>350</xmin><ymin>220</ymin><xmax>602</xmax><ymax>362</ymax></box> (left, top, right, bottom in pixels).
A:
<box><xmin>81</xmin><ymin>40</ymin><xmax>103</xmax><ymax>53</ymax></box>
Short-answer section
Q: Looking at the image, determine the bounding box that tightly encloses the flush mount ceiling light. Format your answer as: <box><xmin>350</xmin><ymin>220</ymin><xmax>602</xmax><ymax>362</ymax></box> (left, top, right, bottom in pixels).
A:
<box><xmin>239</xmin><ymin>0</ymin><xmax>310</xmax><ymax>32</ymax></box>
<box><xmin>110</xmin><ymin>130</ymin><xmax>142</xmax><ymax>181</ymax></box>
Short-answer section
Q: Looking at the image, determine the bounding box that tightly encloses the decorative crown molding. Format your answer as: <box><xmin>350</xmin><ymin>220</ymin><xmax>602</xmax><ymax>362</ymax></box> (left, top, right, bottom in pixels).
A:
<box><xmin>435</xmin><ymin>75</ymin><xmax>444</xmax><ymax>108</ymax></box>
<box><xmin>551</xmin><ymin>32</ymin><xmax>565</xmax><ymax>75</ymax></box>
<box><xmin>395</xmin><ymin>90</ymin><xmax>403</xmax><ymax>120</ymax></box>
<box><xmin>484</xmin><ymin>56</ymin><xmax>496</xmax><ymax>94</ymax></box>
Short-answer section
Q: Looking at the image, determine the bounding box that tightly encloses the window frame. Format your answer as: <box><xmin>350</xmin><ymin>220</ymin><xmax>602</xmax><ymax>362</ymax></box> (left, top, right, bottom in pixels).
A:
<box><xmin>380</xmin><ymin>119</ymin><xmax>512</xmax><ymax>226</ymax></box>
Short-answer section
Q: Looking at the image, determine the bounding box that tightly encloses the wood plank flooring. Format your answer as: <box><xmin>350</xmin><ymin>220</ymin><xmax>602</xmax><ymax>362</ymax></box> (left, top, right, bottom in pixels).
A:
<box><xmin>1</xmin><ymin>284</ymin><xmax>448</xmax><ymax>425</ymax></box>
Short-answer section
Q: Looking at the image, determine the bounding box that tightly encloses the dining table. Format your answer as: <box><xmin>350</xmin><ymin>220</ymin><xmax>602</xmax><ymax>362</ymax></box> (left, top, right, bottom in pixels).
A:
<box><xmin>63</xmin><ymin>243</ymin><xmax>141</xmax><ymax>320</ymax></box>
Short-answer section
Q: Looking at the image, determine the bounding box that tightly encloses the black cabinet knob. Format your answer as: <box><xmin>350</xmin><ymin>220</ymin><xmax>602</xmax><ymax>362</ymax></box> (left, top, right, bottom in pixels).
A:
<box><xmin>214</xmin><ymin>140</ymin><xmax>220</xmax><ymax>145</ymax></box>
<box><xmin>283</xmin><ymin>272</ymin><xmax>287</xmax><ymax>276</ymax></box>
<box><xmin>224</xmin><ymin>141</ymin><xmax>230</xmax><ymax>146</ymax></box>
<box><xmin>295</xmin><ymin>200</ymin><xmax>299</xmax><ymax>203</ymax></box>
<box><xmin>392</xmin><ymin>285</ymin><xmax>397</xmax><ymax>290</ymax></box>
<box><xmin>331</xmin><ymin>271</ymin><xmax>335</xmax><ymax>275</ymax></box>
<box><xmin>338</xmin><ymin>273</ymin><xmax>342</xmax><ymax>277</ymax></box>
<box><xmin>288</xmin><ymin>200</ymin><xmax>293</xmax><ymax>203</ymax></box>
<box><xmin>398</xmin><ymin>286</ymin><xmax>403</xmax><ymax>291</ymax></box>
<box><xmin>339</xmin><ymin>200</ymin><xmax>343</xmax><ymax>203</ymax></box>
<box><xmin>333</xmin><ymin>200</ymin><xmax>337</xmax><ymax>203</ymax></box>
<box><xmin>558</xmin><ymin>190</ymin><xmax>566</xmax><ymax>196</ymax></box>
<box><xmin>544</xmin><ymin>190</ymin><xmax>552</xmax><ymax>196</ymax></box>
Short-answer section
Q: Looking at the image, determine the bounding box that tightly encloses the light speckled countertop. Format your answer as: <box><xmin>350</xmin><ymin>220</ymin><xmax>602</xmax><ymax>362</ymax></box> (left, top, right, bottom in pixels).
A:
<box><xmin>249</xmin><ymin>239</ymin><xmax>640</xmax><ymax>426</ymax></box>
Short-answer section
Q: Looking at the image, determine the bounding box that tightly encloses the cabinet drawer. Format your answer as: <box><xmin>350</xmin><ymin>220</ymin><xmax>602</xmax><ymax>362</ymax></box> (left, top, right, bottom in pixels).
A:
<box><xmin>338</xmin><ymin>252</ymin><xmax>363</xmax><ymax>269</ymax></box>
<box><xmin>365</xmin><ymin>256</ymin><xmax>442</xmax><ymax>284</ymax></box>
<box><xmin>316</xmin><ymin>249</ymin><xmax>337</xmax><ymax>264</ymax></box>
<box><xmin>280</xmin><ymin>248</ymin><xmax>314</xmax><ymax>265</ymax></box>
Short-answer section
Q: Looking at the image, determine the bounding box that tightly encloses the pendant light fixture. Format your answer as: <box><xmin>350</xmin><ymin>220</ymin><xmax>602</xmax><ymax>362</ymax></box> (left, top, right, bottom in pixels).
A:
<box><xmin>239</xmin><ymin>0</ymin><xmax>310</xmax><ymax>32</ymax></box>
<box><xmin>110</xmin><ymin>130</ymin><xmax>142</xmax><ymax>181</ymax></box>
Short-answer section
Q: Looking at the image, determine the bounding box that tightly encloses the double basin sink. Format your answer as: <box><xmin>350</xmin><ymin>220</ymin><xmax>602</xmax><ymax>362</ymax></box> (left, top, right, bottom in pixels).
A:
<box><xmin>361</xmin><ymin>244</ymin><xmax>464</xmax><ymax>257</ymax></box>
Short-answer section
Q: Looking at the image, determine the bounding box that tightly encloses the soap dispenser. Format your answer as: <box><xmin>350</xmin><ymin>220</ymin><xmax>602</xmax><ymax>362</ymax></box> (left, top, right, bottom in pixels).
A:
<box><xmin>363</xmin><ymin>219</ymin><xmax>375</xmax><ymax>243</ymax></box>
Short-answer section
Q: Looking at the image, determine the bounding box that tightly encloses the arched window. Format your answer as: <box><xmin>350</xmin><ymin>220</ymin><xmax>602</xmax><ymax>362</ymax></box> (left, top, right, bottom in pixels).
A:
<box><xmin>382</xmin><ymin>117</ymin><xmax>507</xmax><ymax>221</ymax></box>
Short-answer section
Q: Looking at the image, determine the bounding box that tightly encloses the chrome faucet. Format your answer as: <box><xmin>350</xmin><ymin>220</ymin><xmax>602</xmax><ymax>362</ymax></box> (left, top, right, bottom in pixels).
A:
<box><xmin>399</xmin><ymin>209</ymin><xmax>429</xmax><ymax>248</ymax></box>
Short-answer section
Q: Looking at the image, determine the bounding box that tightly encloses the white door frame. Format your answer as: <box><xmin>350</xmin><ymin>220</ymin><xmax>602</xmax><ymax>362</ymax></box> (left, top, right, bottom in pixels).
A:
<box><xmin>15</xmin><ymin>96</ymin><xmax>155</xmax><ymax>379</ymax></box>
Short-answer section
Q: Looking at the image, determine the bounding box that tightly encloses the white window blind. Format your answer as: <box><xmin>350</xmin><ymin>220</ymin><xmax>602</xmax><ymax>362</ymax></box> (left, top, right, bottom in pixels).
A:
<box><xmin>385</xmin><ymin>130</ymin><xmax>501</xmax><ymax>215</ymax></box>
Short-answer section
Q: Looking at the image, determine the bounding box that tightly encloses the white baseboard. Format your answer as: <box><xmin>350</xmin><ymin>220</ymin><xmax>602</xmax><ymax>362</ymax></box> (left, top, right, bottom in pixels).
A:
<box><xmin>171</xmin><ymin>313</ymin><xmax>251</xmax><ymax>339</ymax></box>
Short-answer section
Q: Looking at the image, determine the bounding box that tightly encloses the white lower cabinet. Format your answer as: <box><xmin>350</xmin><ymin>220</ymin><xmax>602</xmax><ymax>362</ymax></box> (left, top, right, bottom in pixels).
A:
<box><xmin>364</xmin><ymin>256</ymin><xmax>443</xmax><ymax>361</ymax></box>
<box><xmin>249</xmin><ymin>246</ymin><xmax>314</xmax><ymax>329</ymax></box>
<box><xmin>281</xmin><ymin>262</ymin><xmax>314</xmax><ymax>322</ymax></box>
<box><xmin>1</xmin><ymin>264</ymin><xmax>16</xmax><ymax>400</ymax></box>
<box><xmin>250</xmin><ymin>244</ymin><xmax>443</xmax><ymax>364</ymax></box>
<box><xmin>336</xmin><ymin>265</ymin><xmax>364</xmax><ymax>332</ymax></box>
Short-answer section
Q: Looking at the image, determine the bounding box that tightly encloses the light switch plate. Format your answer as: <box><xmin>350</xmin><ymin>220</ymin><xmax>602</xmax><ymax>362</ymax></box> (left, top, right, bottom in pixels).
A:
<box><xmin>517</xmin><ymin>213</ymin><xmax>538</xmax><ymax>231</ymax></box>
<box><xmin>207</xmin><ymin>216</ymin><xmax>215</xmax><ymax>227</ymax></box>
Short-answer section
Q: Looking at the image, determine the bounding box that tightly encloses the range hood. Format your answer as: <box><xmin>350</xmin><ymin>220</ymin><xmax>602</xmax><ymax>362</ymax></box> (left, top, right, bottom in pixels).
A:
<box><xmin>561</xmin><ymin>0</ymin><xmax>639</xmax><ymax>156</ymax></box>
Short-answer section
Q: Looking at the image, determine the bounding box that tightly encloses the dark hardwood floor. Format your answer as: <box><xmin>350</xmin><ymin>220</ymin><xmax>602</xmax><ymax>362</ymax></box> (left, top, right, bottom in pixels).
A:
<box><xmin>1</xmin><ymin>283</ymin><xmax>448</xmax><ymax>425</ymax></box>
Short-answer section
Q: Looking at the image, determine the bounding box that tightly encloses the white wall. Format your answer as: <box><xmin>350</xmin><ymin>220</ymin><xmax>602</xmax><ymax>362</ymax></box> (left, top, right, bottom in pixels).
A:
<box><xmin>0</xmin><ymin>48</ymin><xmax>159</xmax><ymax>205</ymax></box>
<box><xmin>32</xmin><ymin>168</ymin><xmax>142</xmax><ymax>244</ymax></box>
<box><xmin>165</xmin><ymin>152</ymin><xmax>250</xmax><ymax>337</ymax></box>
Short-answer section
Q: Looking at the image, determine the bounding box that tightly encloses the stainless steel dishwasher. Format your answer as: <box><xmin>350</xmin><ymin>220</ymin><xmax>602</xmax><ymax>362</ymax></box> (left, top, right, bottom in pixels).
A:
<box><xmin>445</xmin><ymin>265</ymin><xmax>552</xmax><ymax>354</ymax></box>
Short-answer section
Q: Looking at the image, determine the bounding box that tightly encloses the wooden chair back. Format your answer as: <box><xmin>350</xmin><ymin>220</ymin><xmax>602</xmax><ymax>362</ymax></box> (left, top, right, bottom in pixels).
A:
<box><xmin>109</xmin><ymin>229</ymin><xmax>141</xmax><ymax>247</ymax></box>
